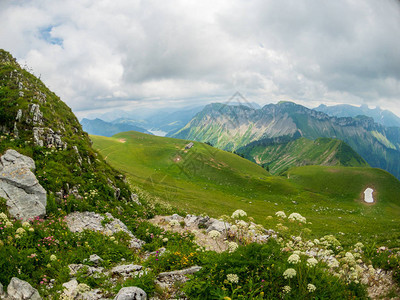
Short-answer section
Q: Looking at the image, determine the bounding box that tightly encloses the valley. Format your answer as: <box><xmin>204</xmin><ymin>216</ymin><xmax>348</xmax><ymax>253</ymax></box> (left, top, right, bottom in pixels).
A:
<box><xmin>91</xmin><ymin>131</ymin><xmax>400</xmax><ymax>247</ymax></box>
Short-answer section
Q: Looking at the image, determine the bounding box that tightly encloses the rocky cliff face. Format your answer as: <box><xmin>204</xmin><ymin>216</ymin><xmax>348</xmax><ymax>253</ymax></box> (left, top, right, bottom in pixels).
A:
<box><xmin>172</xmin><ymin>101</ymin><xmax>400</xmax><ymax>179</ymax></box>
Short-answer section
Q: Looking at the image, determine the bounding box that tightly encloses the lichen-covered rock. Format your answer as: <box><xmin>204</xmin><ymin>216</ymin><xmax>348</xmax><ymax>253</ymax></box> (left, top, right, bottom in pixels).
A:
<box><xmin>114</xmin><ymin>287</ymin><xmax>146</xmax><ymax>300</ymax></box>
<box><xmin>0</xmin><ymin>149</ymin><xmax>46</xmax><ymax>221</ymax></box>
<box><xmin>111</xmin><ymin>264</ymin><xmax>143</xmax><ymax>278</ymax></box>
<box><xmin>6</xmin><ymin>277</ymin><xmax>42</xmax><ymax>300</ymax></box>
<box><xmin>65</xmin><ymin>211</ymin><xmax>144</xmax><ymax>248</ymax></box>
<box><xmin>61</xmin><ymin>279</ymin><xmax>104</xmax><ymax>300</ymax></box>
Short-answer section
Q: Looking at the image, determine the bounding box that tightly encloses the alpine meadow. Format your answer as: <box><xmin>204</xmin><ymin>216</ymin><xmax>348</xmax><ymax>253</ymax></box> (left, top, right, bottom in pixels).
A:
<box><xmin>1</xmin><ymin>1</ymin><xmax>400</xmax><ymax>299</ymax></box>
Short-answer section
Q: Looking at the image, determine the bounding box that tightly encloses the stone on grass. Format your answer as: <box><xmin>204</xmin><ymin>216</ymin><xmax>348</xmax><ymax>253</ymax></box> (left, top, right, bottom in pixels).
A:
<box><xmin>114</xmin><ymin>287</ymin><xmax>146</xmax><ymax>300</ymax></box>
<box><xmin>6</xmin><ymin>277</ymin><xmax>42</xmax><ymax>300</ymax></box>
<box><xmin>0</xmin><ymin>149</ymin><xmax>46</xmax><ymax>221</ymax></box>
<box><xmin>65</xmin><ymin>211</ymin><xmax>144</xmax><ymax>249</ymax></box>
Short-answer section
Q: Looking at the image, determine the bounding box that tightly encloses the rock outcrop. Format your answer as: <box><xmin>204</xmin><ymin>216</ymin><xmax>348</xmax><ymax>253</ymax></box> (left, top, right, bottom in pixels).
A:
<box><xmin>65</xmin><ymin>211</ymin><xmax>145</xmax><ymax>249</ymax></box>
<box><xmin>5</xmin><ymin>277</ymin><xmax>42</xmax><ymax>300</ymax></box>
<box><xmin>0</xmin><ymin>149</ymin><xmax>46</xmax><ymax>221</ymax></box>
<box><xmin>114</xmin><ymin>287</ymin><xmax>146</xmax><ymax>300</ymax></box>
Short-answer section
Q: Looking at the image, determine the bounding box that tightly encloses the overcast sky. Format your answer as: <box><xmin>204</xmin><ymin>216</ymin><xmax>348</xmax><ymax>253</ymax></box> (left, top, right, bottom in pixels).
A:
<box><xmin>1</xmin><ymin>0</ymin><xmax>400</xmax><ymax>118</ymax></box>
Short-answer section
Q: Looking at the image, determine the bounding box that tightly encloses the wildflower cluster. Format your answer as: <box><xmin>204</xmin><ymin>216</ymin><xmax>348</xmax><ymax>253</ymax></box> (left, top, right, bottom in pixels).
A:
<box><xmin>231</xmin><ymin>209</ymin><xmax>247</xmax><ymax>219</ymax></box>
<box><xmin>226</xmin><ymin>273</ymin><xmax>239</xmax><ymax>284</ymax></box>
<box><xmin>288</xmin><ymin>212</ymin><xmax>306</xmax><ymax>224</ymax></box>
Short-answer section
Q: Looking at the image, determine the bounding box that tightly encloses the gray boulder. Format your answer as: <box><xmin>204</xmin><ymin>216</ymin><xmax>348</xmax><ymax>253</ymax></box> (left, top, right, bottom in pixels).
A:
<box><xmin>65</xmin><ymin>212</ymin><xmax>144</xmax><ymax>249</ymax></box>
<box><xmin>114</xmin><ymin>287</ymin><xmax>146</xmax><ymax>300</ymax></box>
<box><xmin>0</xmin><ymin>149</ymin><xmax>46</xmax><ymax>221</ymax></box>
<box><xmin>6</xmin><ymin>277</ymin><xmax>42</xmax><ymax>300</ymax></box>
<box><xmin>111</xmin><ymin>264</ymin><xmax>143</xmax><ymax>277</ymax></box>
<box><xmin>205</xmin><ymin>218</ymin><xmax>230</xmax><ymax>233</ymax></box>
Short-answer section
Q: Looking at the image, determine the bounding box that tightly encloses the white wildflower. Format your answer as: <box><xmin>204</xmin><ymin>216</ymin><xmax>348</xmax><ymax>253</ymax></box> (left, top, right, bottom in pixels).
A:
<box><xmin>22</xmin><ymin>222</ymin><xmax>30</xmax><ymax>228</ymax></box>
<box><xmin>0</xmin><ymin>212</ymin><xmax>8</xmax><ymax>221</ymax></box>
<box><xmin>288</xmin><ymin>254</ymin><xmax>301</xmax><ymax>264</ymax></box>
<box><xmin>306</xmin><ymin>257</ymin><xmax>318</xmax><ymax>267</ymax></box>
<box><xmin>283</xmin><ymin>268</ymin><xmax>296</xmax><ymax>279</ymax></box>
<box><xmin>230</xmin><ymin>225</ymin><xmax>238</xmax><ymax>231</ymax></box>
<box><xmin>16</xmin><ymin>227</ymin><xmax>26</xmax><ymax>235</ymax></box>
<box><xmin>227</xmin><ymin>241</ymin><xmax>239</xmax><ymax>253</ymax></box>
<box><xmin>231</xmin><ymin>209</ymin><xmax>247</xmax><ymax>219</ymax></box>
<box><xmin>306</xmin><ymin>241</ymin><xmax>315</xmax><ymax>248</ymax></box>
<box><xmin>328</xmin><ymin>258</ymin><xmax>340</xmax><ymax>268</ymax></box>
<box><xmin>237</xmin><ymin>220</ymin><xmax>247</xmax><ymax>228</ymax></box>
<box><xmin>208</xmin><ymin>230</ymin><xmax>221</xmax><ymax>239</ymax></box>
<box><xmin>354</xmin><ymin>242</ymin><xmax>364</xmax><ymax>249</ymax></box>
<box><xmin>275</xmin><ymin>211</ymin><xmax>287</xmax><ymax>218</ymax></box>
<box><xmin>50</xmin><ymin>254</ymin><xmax>57</xmax><ymax>261</ymax></box>
<box><xmin>226</xmin><ymin>273</ymin><xmax>239</xmax><ymax>283</ymax></box>
<box><xmin>169</xmin><ymin>220</ymin><xmax>180</xmax><ymax>227</ymax></box>
<box><xmin>307</xmin><ymin>283</ymin><xmax>316</xmax><ymax>292</ymax></box>
<box><xmin>282</xmin><ymin>285</ymin><xmax>291</xmax><ymax>293</ymax></box>
<box><xmin>162</xmin><ymin>238</ymin><xmax>168</xmax><ymax>242</ymax></box>
<box><xmin>288</xmin><ymin>213</ymin><xmax>306</xmax><ymax>223</ymax></box>
<box><xmin>5</xmin><ymin>221</ymin><xmax>13</xmax><ymax>228</ymax></box>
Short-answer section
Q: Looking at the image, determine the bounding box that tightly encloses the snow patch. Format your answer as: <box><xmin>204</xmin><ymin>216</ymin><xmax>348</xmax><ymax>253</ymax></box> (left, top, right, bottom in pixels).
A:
<box><xmin>364</xmin><ymin>188</ymin><xmax>374</xmax><ymax>203</ymax></box>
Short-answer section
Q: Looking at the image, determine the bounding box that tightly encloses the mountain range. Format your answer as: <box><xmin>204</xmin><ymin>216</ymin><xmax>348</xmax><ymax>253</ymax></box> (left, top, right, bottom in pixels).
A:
<box><xmin>171</xmin><ymin>101</ymin><xmax>400</xmax><ymax>179</ymax></box>
<box><xmin>315</xmin><ymin>103</ymin><xmax>400</xmax><ymax>128</ymax></box>
<box><xmin>81</xmin><ymin>118</ymin><xmax>151</xmax><ymax>137</ymax></box>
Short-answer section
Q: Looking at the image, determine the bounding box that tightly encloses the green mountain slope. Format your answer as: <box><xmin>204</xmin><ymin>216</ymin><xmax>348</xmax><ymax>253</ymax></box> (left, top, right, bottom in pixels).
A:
<box><xmin>171</xmin><ymin>102</ymin><xmax>400</xmax><ymax>179</ymax></box>
<box><xmin>237</xmin><ymin>137</ymin><xmax>368</xmax><ymax>175</ymax></box>
<box><xmin>92</xmin><ymin>131</ymin><xmax>400</xmax><ymax>245</ymax></box>
<box><xmin>0</xmin><ymin>49</ymin><xmax>135</xmax><ymax>214</ymax></box>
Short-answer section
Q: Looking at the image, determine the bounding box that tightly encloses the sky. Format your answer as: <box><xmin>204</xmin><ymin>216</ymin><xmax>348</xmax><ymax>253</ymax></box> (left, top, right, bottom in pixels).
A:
<box><xmin>1</xmin><ymin>0</ymin><xmax>400</xmax><ymax>118</ymax></box>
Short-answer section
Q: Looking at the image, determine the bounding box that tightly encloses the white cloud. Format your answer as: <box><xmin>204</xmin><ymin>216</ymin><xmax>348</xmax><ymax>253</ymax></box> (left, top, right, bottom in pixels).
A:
<box><xmin>1</xmin><ymin>0</ymin><xmax>399</xmax><ymax>116</ymax></box>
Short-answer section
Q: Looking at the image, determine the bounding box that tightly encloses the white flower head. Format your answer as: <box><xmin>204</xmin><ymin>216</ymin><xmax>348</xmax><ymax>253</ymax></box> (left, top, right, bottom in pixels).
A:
<box><xmin>50</xmin><ymin>254</ymin><xmax>57</xmax><ymax>261</ymax></box>
<box><xmin>306</xmin><ymin>257</ymin><xmax>318</xmax><ymax>267</ymax></box>
<box><xmin>275</xmin><ymin>211</ymin><xmax>287</xmax><ymax>218</ymax></box>
<box><xmin>288</xmin><ymin>254</ymin><xmax>301</xmax><ymax>264</ymax></box>
<box><xmin>283</xmin><ymin>285</ymin><xmax>291</xmax><ymax>293</ymax></box>
<box><xmin>0</xmin><ymin>212</ymin><xmax>8</xmax><ymax>222</ymax></box>
<box><xmin>226</xmin><ymin>273</ymin><xmax>239</xmax><ymax>284</ymax></box>
<box><xmin>328</xmin><ymin>258</ymin><xmax>339</xmax><ymax>268</ymax></box>
<box><xmin>227</xmin><ymin>241</ymin><xmax>239</xmax><ymax>253</ymax></box>
<box><xmin>307</xmin><ymin>283</ymin><xmax>316</xmax><ymax>292</ymax></box>
<box><xmin>5</xmin><ymin>221</ymin><xmax>13</xmax><ymax>228</ymax></box>
<box><xmin>283</xmin><ymin>268</ymin><xmax>296</xmax><ymax>279</ymax></box>
<box><xmin>230</xmin><ymin>225</ymin><xmax>238</xmax><ymax>232</ymax></box>
<box><xmin>169</xmin><ymin>220</ymin><xmax>180</xmax><ymax>227</ymax></box>
<box><xmin>22</xmin><ymin>222</ymin><xmax>30</xmax><ymax>228</ymax></box>
<box><xmin>288</xmin><ymin>213</ymin><xmax>306</xmax><ymax>223</ymax></box>
<box><xmin>231</xmin><ymin>209</ymin><xmax>247</xmax><ymax>219</ymax></box>
<box><xmin>16</xmin><ymin>227</ymin><xmax>26</xmax><ymax>235</ymax></box>
<box><xmin>208</xmin><ymin>230</ymin><xmax>221</xmax><ymax>239</ymax></box>
<box><xmin>237</xmin><ymin>220</ymin><xmax>247</xmax><ymax>228</ymax></box>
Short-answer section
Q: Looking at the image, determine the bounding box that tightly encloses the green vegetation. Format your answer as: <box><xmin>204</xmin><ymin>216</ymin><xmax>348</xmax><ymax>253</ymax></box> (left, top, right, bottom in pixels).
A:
<box><xmin>92</xmin><ymin>131</ymin><xmax>400</xmax><ymax>247</ymax></box>
<box><xmin>237</xmin><ymin>137</ymin><xmax>368</xmax><ymax>175</ymax></box>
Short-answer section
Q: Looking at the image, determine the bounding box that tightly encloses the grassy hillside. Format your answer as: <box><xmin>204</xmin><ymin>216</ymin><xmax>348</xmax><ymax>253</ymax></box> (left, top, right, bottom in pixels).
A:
<box><xmin>237</xmin><ymin>137</ymin><xmax>368</xmax><ymax>175</ymax></box>
<box><xmin>92</xmin><ymin>131</ymin><xmax>400</xmax><ymax>247</ymax></box>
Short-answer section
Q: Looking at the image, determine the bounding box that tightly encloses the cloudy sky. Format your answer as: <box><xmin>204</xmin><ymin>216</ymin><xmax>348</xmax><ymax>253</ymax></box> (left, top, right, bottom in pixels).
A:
<box><xmin>1</xmin><ymin>0</ymin><xmax>400</xmax><ymax>118</ymax></box>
